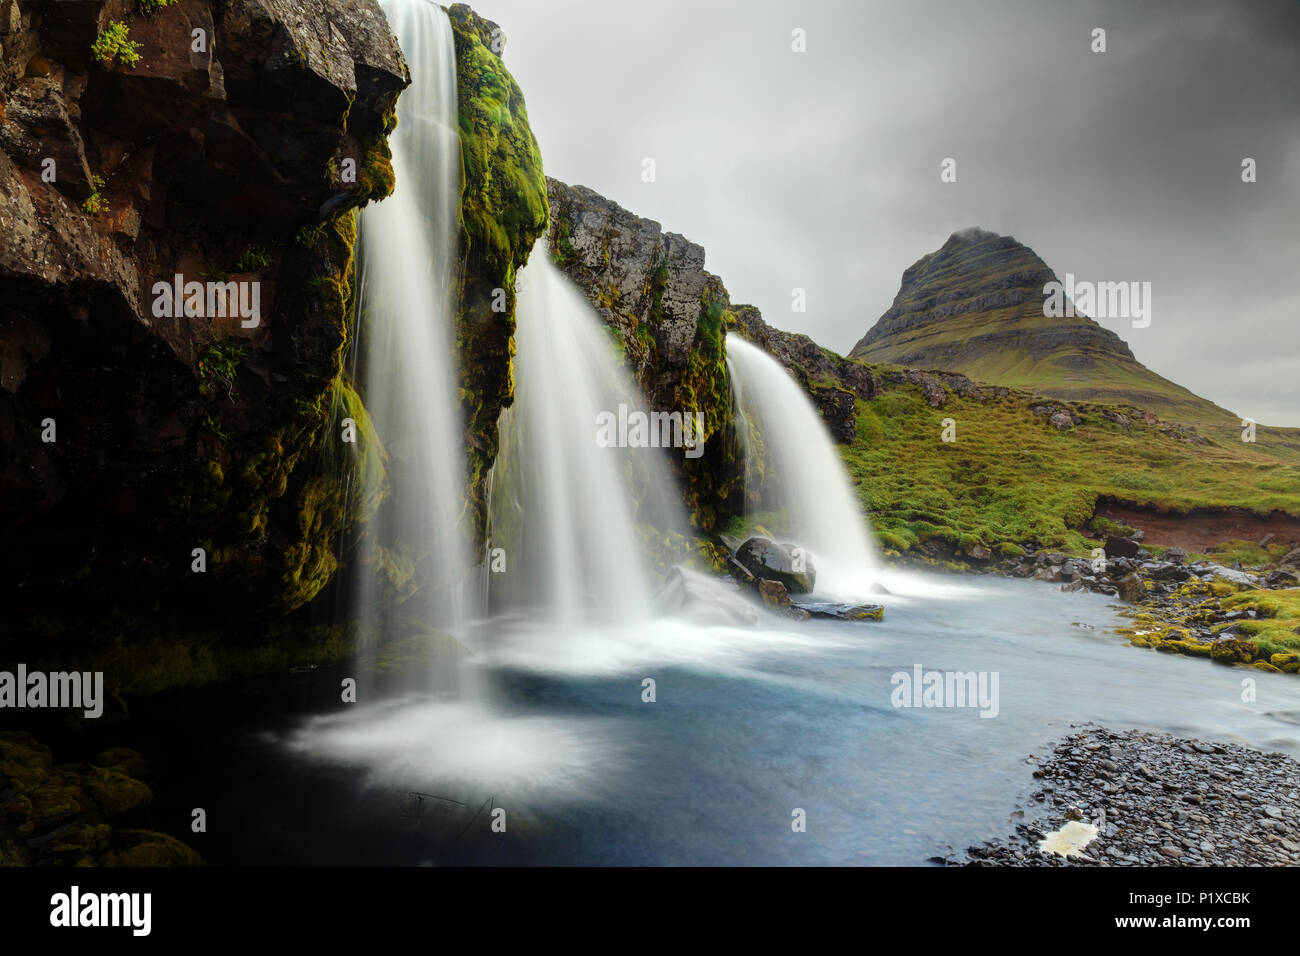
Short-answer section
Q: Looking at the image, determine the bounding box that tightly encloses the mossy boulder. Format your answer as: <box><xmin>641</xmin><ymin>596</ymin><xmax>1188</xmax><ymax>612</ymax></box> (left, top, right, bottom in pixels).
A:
<box><xmin>1160</xmin><ymin>638</ymin><xmax>1212</xmax><ymax>657</ymax></box>
<box><xmin>1270</xmin><ymin>652</ymin><xmax>1300</xmax><ymax>673</ymax></box>
<box><xmin>758</xmin><ymin>579</ymin><xmax>791</xmax><ymax>609</ymax></box>
<box><xmin>1128</xmin><ymin>630</ymin><xmax>1160</xmax><ymax>648</ymax></box>
<box><xmin>101</xmin><ymin>830</ymin><xmax>202</xmax><ymax>867</ymax></box>
<box><xmin>0</xmin><ymin>733</ymin><xmax>198</xmax><ymax>867</ymax></box>
<box><xmin>1210</xmin><ymin>638</ymin><xmax>1258</xmax><ymax>665</ymax></box>
<box><xmin>1116</xmin><ymin>572</ymin><xmax>1147</xmax><ymax>603</ymax></box>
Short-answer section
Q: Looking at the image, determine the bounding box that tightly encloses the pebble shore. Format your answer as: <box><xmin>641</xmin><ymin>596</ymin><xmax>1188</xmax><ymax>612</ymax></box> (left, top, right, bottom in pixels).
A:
<box><xmin>959</xmin><ymin>725</ymin><xmax>1300</xmax><ymax>866</ymax></box>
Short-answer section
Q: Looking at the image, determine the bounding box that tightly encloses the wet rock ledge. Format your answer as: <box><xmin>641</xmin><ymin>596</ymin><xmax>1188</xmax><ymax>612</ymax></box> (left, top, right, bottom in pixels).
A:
<box><xmin>958</xmin><ymin>725</ymin><xmax>1300</xmax><ymax>866</ymax></box>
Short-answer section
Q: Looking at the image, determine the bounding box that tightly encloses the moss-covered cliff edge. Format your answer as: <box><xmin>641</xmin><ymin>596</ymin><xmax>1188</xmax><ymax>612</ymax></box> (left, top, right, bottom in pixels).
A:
<box><xmin>0</xmin><ymin>0</ymin><xmax>408</xmax><ymax>655</ymax></box>
<box><xmin>447</xmin><ymin>3</ymin><xmax>547</xmax><ymax>552</ymax></box>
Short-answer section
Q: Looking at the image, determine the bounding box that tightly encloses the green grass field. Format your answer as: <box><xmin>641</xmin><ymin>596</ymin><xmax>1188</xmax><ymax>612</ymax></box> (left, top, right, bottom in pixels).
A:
<box><xmin>837</xmin><ymin>369</ymin><xmax>1300</xmax><ymax>560</ymax></box>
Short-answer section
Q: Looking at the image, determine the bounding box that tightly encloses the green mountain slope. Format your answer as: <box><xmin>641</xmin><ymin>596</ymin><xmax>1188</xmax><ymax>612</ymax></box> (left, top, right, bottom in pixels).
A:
<box><xmin>850</xmin><ymin>228</ymin><xmax>1237</xmax><ymax>427</ymax></box>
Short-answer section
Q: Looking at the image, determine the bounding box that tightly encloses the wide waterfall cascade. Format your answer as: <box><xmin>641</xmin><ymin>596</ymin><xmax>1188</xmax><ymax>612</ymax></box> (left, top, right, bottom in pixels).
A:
<box><xmin>725</xmin><ymin>336</ymin><xmax>882</xmax><ymax>600</ymax></box>
<box><xmin>488</xmin><ymin>244</ymin><xmax>689</xmax><ymax>625</ymax></box>
<box><xmin>351</xmin><ymin>0</ymin><xmax>471</xmax><ymax>639</ymax></box>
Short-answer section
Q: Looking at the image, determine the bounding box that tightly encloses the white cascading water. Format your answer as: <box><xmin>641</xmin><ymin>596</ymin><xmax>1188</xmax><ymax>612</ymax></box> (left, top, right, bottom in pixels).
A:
<box><xmin>287</xmin><ymin>3</ymin><xmax>618</xmax><ymax>801</ymax></box>
<box><xmin>725</xmin><ymin>335</ymin><xmax>881</xmax><ymax>599</ymax></box>
<box><xmin>351</xmin><ymin>0</ymin><xmax>472</xmax><ymax>637</ymax></box>
<box><xmin>488</xmin><ymin>243</ymin><xmax>679</xmax><ymax>626</ymax></box>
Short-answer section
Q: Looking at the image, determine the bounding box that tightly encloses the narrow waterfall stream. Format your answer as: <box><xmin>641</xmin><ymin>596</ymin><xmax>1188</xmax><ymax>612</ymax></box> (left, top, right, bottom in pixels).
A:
<box><xmin>351</xmin><ymin>0</ymin><xmax>472</xmax><ymax>642</ymax></box>
<box><xmin>725</xmin><ymin>336</ymin><xmax>882</xmax><ymax>599</ymax></box>
<box><xmin>486</xmin><ymin>243</ymin><xmax>677</xmax><ymax>625</ymax></box>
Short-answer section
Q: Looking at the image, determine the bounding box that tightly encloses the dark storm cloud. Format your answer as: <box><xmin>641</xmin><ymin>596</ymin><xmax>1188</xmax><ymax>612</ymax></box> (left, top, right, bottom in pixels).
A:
<box><xmin>468</xmin><ymin>0</ymin><xmax>1300</xmax><ymax>425</ymax></box>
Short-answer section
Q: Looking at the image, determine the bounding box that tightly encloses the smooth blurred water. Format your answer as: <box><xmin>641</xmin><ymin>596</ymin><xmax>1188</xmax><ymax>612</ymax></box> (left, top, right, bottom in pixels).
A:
<box><xmin>352</xmin><ymin>0</ymin><xmax>471</xmax><ymax>632</ymax></box>
<box><xmin>488</xmin><ymin>246</ymin><xmax>690</xmax><ymax>623</ymax></box>
<box><xmin>263</xmin><ymin>573</ymin><xmax>1300</xmax><ymax>865</ymax></box>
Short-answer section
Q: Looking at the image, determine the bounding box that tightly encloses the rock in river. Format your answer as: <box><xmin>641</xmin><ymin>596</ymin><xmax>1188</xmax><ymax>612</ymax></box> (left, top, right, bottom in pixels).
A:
<box><xmin>790</xmin><ymin>601</ymin><xmax>884</xmax><ymax>622</ymax></box>
<box><xmin>735</xmin><ymin>537</ymin><xmax>816</xmax><ymax>594</ymax></box>
<box><xmin>1116</xmin><ymin>572</ymin><xmax>1146</xmax><ymax>603</ymax></box>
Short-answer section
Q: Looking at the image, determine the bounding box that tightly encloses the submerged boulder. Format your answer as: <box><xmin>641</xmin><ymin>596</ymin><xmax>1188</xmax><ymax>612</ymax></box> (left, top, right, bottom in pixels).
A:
<box><xmin>654</xmin><ymin>566</ymin><xmax>759</xmax><ymax>627</ymax></box>
<box><xmin>790</xmin><ymin>601</ymin><xmax>884</xmax><ymax>622</ymax></box>
<box><xmin>735</xmin><ymin>537</ymin><xmax>816</xmax><ymax>594</ymax></box>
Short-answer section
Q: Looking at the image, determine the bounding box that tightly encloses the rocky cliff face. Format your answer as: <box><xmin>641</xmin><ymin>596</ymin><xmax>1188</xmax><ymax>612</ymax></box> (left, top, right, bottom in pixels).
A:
<box><xmin>546</xmin><ymin>178</ymin><xmax>877</xmax><ymax>528</ymax></box>
<box><xmin>0</xmin><ymin>0</ymin><xmax>406</xmax><ymax>649</ymax></box>
<box><xmin>546</xmin><ymin>177</ymin><xmax>735</xmax><ymax>529</ymax></box>
<box><xmin>726</xmin><ymin>303</ymin><xmax>877</xmax><ymax>443</ymax></box>
<box><xmin>851</xmin><ymin>227</ymin><xmax>1228</xmax><ymax>424</ymax></box>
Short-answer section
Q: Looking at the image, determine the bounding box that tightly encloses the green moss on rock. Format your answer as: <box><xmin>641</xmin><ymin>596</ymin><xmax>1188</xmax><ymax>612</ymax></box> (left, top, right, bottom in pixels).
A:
<box><xmin>101</xmin><ymin>830</ymin><xmax>202</xmax><ymax>867</ymax></box>
<box><xmin>448</xmin><ymin>4</ymin><xmax>550</xmax><ymax>552</ymax></box>
<box><xmin>0</xmin><ymin>733</ymin><xmax>198</xmax><ymax>867</ymax></box>
<box><xmin>451</xmin><ymin>8</ymin><xmax>547</xmax><ymax>282</ymax></box>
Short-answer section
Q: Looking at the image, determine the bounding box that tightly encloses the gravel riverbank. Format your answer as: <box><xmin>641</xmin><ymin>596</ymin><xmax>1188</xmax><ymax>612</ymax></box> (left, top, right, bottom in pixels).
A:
<box><xmin>959</xmin><ymin>725</ymin><xmax>1300</xmax><ymax>866</ymax></box>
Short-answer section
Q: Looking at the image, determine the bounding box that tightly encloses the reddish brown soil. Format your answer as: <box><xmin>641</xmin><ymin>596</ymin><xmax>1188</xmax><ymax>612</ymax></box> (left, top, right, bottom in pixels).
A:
<box><xmin>1094</xmin><ymin>498</ymin><xmax>1300</xmax><ymax>553</ymax></box>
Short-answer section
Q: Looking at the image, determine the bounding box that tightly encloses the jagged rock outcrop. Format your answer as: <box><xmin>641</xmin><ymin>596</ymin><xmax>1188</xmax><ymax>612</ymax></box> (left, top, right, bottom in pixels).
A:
<box><xmin>851</xmin><ymin>227</ymin><xmax>1230</xmax><ymax>425</ymax></box>
<box><xmin>547</xmin><ymin>178</ymin><xmax>710</xmax><ymax>407</ymax></box>
<box><xmin>547</xmin><ymin>177</ymin><xmax>737</xmax><ymax>529</ymax></box>
<box><xmin>448</xmin><ymin>3</ymin><xmax>547</xmax><ymax>551</ymax></box>
<box><xmin>727</xmin><ymin>302</ymin><xmax>877</xmax><ymax>442</ymax></box>
<box><xmin>546</xmin><ymin>177</ymin><xmax>879</xmax><ymax>526</ymax></box>
<box><xmin>0</xmin><ymin>0</ymin><xmax>407</xmax><ymax>650</ymax></box>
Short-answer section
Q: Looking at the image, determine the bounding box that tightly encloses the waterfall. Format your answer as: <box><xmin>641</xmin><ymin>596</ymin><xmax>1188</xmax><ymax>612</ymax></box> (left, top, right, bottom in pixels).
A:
<box><xmin>725</xmin><ymin>336</ymin><xmax>881</xmax><ymax>599</ymax></box>
<box><xmin>488</xmin><ymin>244</ymin><xmax>685</xmax><ymax>625</ymax></box>
<box><xmin>351</xmin><ymin>0</ymin><xmax>472</xmax><ymax>643</ymax></box>
<box><xmin>291</xmin><ymin>5</ymin><xmax>760</xmax><ymax>805</ymax></box>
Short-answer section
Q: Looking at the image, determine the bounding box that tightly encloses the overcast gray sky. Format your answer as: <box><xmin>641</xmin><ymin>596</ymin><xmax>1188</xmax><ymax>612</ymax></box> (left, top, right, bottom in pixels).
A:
<box><xmin>466</xmin><ymin>0</ymin><xmax>1300</xmax><ymax>426</ymax></box>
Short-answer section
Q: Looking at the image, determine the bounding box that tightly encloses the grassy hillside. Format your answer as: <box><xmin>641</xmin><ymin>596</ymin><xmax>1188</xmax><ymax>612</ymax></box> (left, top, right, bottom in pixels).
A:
<box><xmin>912</xmin><ymin>320</ymin><xmax>1236</xmax><ymax>427</ymax></box>
<box><xmin>851</xmin><ymin>229</ymin><xmax>1244</xmax><ymax>427</ymax></box>
<box><xmin>838</xmin><ymin>368</ymin><xmax>1300</xmax><ymax>561</ymax></box>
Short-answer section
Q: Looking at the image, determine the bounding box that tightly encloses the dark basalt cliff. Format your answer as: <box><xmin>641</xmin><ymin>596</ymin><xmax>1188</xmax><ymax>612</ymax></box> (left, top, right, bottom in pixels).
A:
<box><xmin>0</xmin><ymin>1</ymin><xmax>547</xmax><ymax>676</ymax></box>
<box><xmin>851</xmin><ymin>227</ymin><xmax>1229</xmax><ymax>424</ymax></box>
<box><xmin>0</xmin><ymin>0</ymin><xmax>407</xmax><ymax>648</ymax></box>
<box><xmin>546</xmin><ymin>177</ymin><xmax>877</xmax><ymax>528</ymax></box>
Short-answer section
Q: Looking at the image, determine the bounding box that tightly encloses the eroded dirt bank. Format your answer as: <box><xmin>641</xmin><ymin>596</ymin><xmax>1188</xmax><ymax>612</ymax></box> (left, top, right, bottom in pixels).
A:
<box><xmin>1094</xmin><ymin>499</ymin><xmax>1300</xmax><ymax>552</ymax></box>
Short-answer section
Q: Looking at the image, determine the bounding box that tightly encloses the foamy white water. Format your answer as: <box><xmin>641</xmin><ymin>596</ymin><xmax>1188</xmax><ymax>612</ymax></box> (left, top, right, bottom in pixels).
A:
<box><xmin>283</xmin><ymin>697</ymin><xmax>621</xmax><ymax>801</ymax></box>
